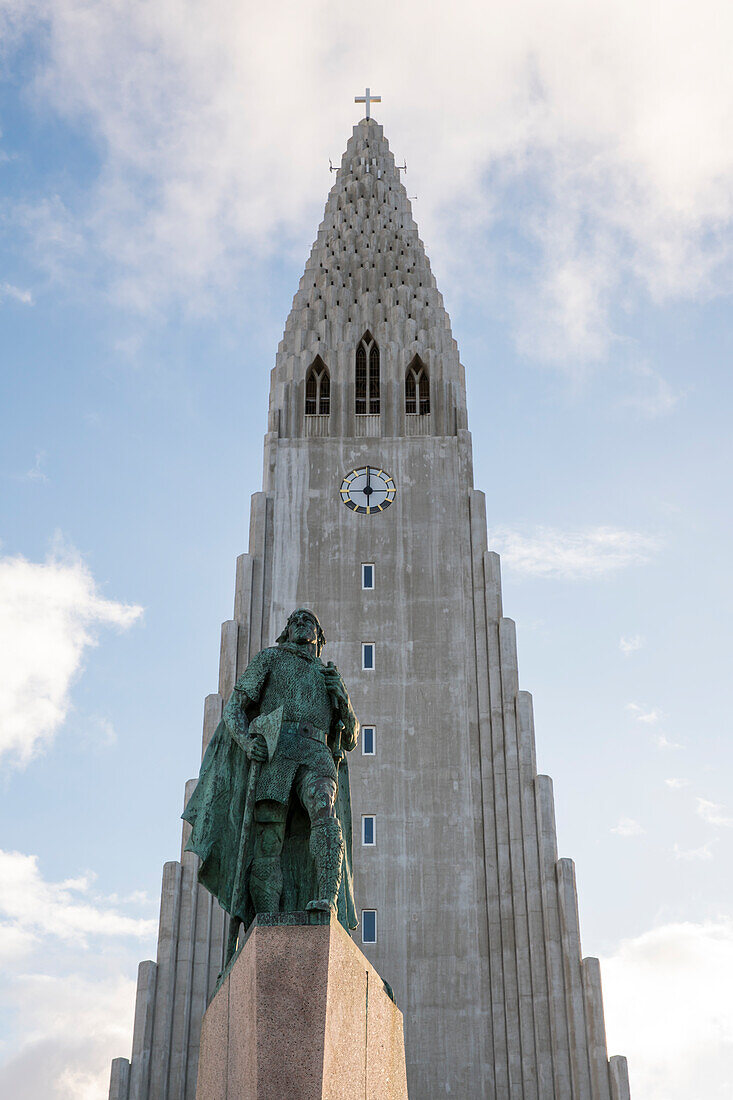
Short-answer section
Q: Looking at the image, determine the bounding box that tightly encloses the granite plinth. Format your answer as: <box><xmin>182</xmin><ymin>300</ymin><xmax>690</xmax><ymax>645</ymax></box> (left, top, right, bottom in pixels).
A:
<box><xmin>197</xmin><ymin>911</ymin><xmax>408</xmax><ymax>1100</ymax></box>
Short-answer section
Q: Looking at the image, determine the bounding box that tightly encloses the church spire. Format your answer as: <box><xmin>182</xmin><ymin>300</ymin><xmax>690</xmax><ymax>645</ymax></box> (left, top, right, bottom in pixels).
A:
<box><xmin>269</xmin><ymin>118</ymin><xmax>467</xmax><ymax>441</ymax></box>
<box><xmin>109</xmin><ymin>108</ymin><xmax>631</xmax><ymax>1100</ymax></box>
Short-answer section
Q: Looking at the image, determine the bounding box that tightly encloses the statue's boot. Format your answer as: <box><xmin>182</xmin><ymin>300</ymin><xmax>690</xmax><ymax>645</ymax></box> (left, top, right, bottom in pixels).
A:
<box><xmin>306</xmin><ymin>817</ymin><xmax>344</xmax><ymax>913</ymax></box>
<box><xmin>249</xmin><ymin>855</ymin><xmax>283</xmax><ymax>914</ymax></box>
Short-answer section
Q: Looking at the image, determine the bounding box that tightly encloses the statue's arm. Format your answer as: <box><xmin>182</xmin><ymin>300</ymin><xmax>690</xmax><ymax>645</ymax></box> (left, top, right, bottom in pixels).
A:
<box><xmin>323</xmin><ymin>663</ymin><xmax>359</xmax><ymax>752</ymax></box>
<box><xmin>222</xmin><ymin>687</ymin><xmax>252</xmax><ymax>751</ymax></box>
<box><xmin>223</xmin><ymin>649</ymin><xmax>271</xmax><ymax>751</ymax></box>
<box><xmin>339</xmin><ymin>703</ymin><xmax>359</xmax><ymax>753</ymax></box>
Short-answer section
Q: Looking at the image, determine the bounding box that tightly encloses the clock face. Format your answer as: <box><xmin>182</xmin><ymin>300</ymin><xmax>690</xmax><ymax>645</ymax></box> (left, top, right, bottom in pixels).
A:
<box><xmin>340</xmin><ymin>466</ymin><xmax>396</xmax><ymax>514</ymax></box>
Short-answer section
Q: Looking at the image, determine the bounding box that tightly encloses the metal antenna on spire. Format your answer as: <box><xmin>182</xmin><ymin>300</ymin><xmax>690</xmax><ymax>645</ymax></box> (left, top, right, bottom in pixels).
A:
<box><xmin>355</xmin><ymin>87</ymin><xmax>381</xmax><ymax>119</ymax></box>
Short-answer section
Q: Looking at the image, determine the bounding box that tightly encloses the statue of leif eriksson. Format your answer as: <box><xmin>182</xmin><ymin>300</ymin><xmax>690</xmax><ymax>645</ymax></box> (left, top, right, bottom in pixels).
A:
<box><xmin>182</xmin><ymin>608</ymin><xmax>359</xmax><ymax>969</ymax></box>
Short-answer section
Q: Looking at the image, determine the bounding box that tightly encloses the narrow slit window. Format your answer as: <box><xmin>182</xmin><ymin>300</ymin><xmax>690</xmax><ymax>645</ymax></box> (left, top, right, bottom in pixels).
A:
<box><xmin>369</xmin><ymin>341</ymin><xmax>380</xmax><ymax>414</ymax></box>
<box><xmin>419</xmin><ymin>369</ymin><xmax>429</xmax><ymax>415</ymax></box>
<box><xmin>305</xmin><ymin>356</ymin><xmax>330</xmax><ymax>416</ymax></box>
<box><xmin>355</xmin><ymin>332</ymin><xmax>380</xmax><ymax>415</ymax></box>
<box><xmin>362</xmin><ymin>726</ymin><xmax>375</xmax><ymax>755</ymax></box>
<box><xmin>362</xmin><ymin>643</ymin><xmax>375</xmax><ymax>670</ymax></box>
<box><xmin>405</xmin><ymin>356</ymin><xmax>430</xmax><ymax>415</ymax></box>
<box><xmin>362</xmin><ymin>909</ymin><xmax>377</xmax><ymax>944</ymax></box>
<box><xmin>362</xmin><ymin>563</ymin><xmax>374</xmax><ymax>590</ymax></box>
<box><xmin>319</xmin><ymin>370</ymin><xmax>330</xmax><ymax>415</ymax></box>
<box><xmin>362</xmin><ymin>815</ymin><xmax>376</xmax><ymax>845</ymax></box>
<box><xmin>405</xmin><ymin>370</ymin><xmax>416</xmax><ymax>415</ymax></box>
<box><xmin>306</xmin><ymin>370</ymin><xmax>317</xmax><ymax>415</ymax></box>
<box><xmin>355</xmin><ymin>343</ymin><xmax>367</xmax><ymax>415</ymax></box>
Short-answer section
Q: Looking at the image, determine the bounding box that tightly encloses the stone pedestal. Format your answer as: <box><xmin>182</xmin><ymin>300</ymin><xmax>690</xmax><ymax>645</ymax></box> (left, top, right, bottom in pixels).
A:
<box><xmin>197</xmin><ymin>912</ymin><xmax>408</xmax><ymax>1100</ymax></box>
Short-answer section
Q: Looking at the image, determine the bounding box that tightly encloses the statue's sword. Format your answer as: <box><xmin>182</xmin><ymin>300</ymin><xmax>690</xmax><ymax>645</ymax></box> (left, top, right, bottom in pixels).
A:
<box><xmin>225</xmin><ymin>705</ymin><xmax>283</xmax><ymax>966</ymax></box>
<box><xmin>323</xmin><ymin>661</ymin><xmax>344</xmax><ymax>768</ymax></box>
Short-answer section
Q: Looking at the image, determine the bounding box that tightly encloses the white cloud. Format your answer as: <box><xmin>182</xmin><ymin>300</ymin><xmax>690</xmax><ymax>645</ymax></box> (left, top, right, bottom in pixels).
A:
<box><xmin>611</xmin><ymin>817</ymin><xmax>644</xmax><ymax>837</ymax></box>
<box><xmin>0</xmin><ymin>922</ymin><xmax>36</xmax><ymax>965</ymax></box>
<box><xmin>626</xmin><ymin>704</ymin><xmax>681</xmax><ymax>748</ymax></box>
<box><xmin>0</xmin><ymin>972</ymin><xmax>136</xmax><ymax>1100</ymax></box>
<box><xmin>626</xmin><ymin>702</ymin><xmax>662</xmax><ymax>724</ymax></box>
<box><xmin>665</xmin><ymin>778</ymin><xmax>688</xmax><ymax>790</ymax></box>
<box><xmin>601</xmin><ymin>919</ymin><xmax>733</xmax><ymax>1099</ymax></box>
<box><xmin>13</xmin><ymin>451</ymin><xmax>48</xmax><ymax>484</ymax></box>
<box><xmin>491</xmin><ymin>526</ymin><xmax>658</xmax><ymax>579</ymax></box>
<box><xmin>12</xmin><ymin>194</ymin><xmax>86</xmax><ymax>286</ymax></box>
<box><xmin>697</xmin><ymin>799</ymin><xmax>733</xmax><ymax>828</ymax></box>
<box><xmin>654</xmin><ymin>733</ymin><xmax>682</xmax><ymax>751</ymax></box>
<box><xmin>1</xmin><ymin>0</ymin><xmax>732</xmax><ymax>365</ymax></box>
<box><xmin>5</xmin><ymin>971</ymin><xmax>135</xmax><ymax>1051</ymax></box>
<box><xmin>0</xmin><ymin>281</ymin><xmax>33</xmax><ymax>305</ymax></box>
<box><xmin>0</xmin><ymin>850</ymin><xmax>157</xmax><ymax>946</ymax></box>
<box><xmin>673</xmin><ymin>842</ymin><xmax>715</xmax><ymax>862</ymax></box>
<box><xmin>621</xmin><ymin>362</ymin><xmax>684</xmax><ymax>418</ymax></box>
<box><xmin>619</xmin><ymin>634</ymin><xmax>643</xmax><ymax>656</ymax></box>
<box><xmin>94</xmin><ymin>716</ymin><xmax>117</xmax><ymax>747</ymax></box>
<box><xmin>0</xmin><ymin>543</ymin><xmax>142</xmax><ymax>766</ymax></box>
<box><xmin>102</xmin><ymin>889</ymin><xmax>151</xmax><ymax>907</ymax></box>
<box><xmin>0</xmin><ymin>848</ymin><xmax>155</xmax><ymax>1099</ymax></box>
<box><xmin>74</xmin><ymin>714</ymin><xmax>118</xmax><ymax>750</ymax></box>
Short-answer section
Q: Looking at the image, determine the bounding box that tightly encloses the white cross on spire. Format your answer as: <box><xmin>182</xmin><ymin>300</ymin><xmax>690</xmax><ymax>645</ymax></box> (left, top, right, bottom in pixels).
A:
<box><xmin>355</xmin><ymin>87</ymin><xmax>381</xmax><ymax>120</ymax></box>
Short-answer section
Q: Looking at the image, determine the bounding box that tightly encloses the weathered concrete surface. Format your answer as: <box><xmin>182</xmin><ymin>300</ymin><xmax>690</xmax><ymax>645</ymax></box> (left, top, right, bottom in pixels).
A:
<box><xmin>609</xmin><ymin>1055</ymin><xmax>632</xmax><ymax>1099</ymax></box>
<box><xmin>108</xmin><ymin>1057</ymin><xmax>130</xmax><ymax>1100</ymax></box>
<box><xmin>196</xmin><ymin>913</ymin><xmax>408</xmax><ymax>1100</ymax></box>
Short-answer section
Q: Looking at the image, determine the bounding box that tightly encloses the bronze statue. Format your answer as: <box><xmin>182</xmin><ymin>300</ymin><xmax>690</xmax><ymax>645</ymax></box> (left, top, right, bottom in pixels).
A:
<box><xmin>182</xmin><ymin>608</ymin><xmax>359</xmax><ymax>968</ymax></box>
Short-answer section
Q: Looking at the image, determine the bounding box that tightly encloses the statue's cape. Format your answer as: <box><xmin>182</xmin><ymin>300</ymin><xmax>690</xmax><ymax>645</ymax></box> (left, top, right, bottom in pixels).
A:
<box><xmin>181</xmin><ymin>718</ymin><xmax>357</xmax><ymax>934</ymax></box>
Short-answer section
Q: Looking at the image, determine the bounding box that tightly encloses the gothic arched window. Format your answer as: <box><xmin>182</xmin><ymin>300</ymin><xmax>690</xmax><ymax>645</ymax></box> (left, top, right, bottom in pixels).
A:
<box><xmin>406</xmin><ymin>356</ymin><xmax>430</xmax><ymax>415</ymax></box>
<box><xmin>355</xmin><ymin>332</ymin><xmax>380</xmax><ymax>415</ymax></box>
<box><xmin>305</xmin><ymin>356</ymin><xmax>330</xmax><ymax>416</ymax></box>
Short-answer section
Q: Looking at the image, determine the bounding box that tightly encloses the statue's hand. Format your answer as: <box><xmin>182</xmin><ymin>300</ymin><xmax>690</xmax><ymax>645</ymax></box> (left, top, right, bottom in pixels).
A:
<box><xmin>245</xmin><ymin>733</ymin><xmax>268</xmax><ymax>763</ymax></box>
<box><xmin>322</xmin><ymin>664</ymin><xmax>349</xmax><ymax>712</ymax></box>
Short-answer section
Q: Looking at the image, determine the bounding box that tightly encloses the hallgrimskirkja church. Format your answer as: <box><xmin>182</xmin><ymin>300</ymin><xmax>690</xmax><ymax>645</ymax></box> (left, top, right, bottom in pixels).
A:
<box><xmin>108</xmin><ymin>103</ymin><xmax>631</xmax><ymax>1099</ymax></box>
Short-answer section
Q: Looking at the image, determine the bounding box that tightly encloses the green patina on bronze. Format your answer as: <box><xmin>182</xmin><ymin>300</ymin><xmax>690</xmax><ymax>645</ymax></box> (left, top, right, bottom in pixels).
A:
<box><xmin>182</xmin><ymin>608</ymin><xmax>359</xmax><ymax>968</ymax></box>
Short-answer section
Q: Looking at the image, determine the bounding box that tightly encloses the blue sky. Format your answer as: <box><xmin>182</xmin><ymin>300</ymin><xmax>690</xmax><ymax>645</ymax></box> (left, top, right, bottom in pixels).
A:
<box><xmin>1</xmin><ymin>2</ymin><xmax>732</xmax><ymax>1096</ymax></box>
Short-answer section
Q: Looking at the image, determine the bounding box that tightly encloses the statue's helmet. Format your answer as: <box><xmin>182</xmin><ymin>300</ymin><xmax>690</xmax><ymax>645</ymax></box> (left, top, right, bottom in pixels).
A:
<box><xmin>276</xmin><ymin>607</ymin><xmax>326</xmax><ymax>656</ymax></box>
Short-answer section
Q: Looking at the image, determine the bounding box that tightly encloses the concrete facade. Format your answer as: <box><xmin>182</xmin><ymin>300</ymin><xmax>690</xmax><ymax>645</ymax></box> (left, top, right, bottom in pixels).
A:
<box><xmin>109</xmin><ymin>118</ymin><xmax>631</xmax><ymax>1099</ymax></box>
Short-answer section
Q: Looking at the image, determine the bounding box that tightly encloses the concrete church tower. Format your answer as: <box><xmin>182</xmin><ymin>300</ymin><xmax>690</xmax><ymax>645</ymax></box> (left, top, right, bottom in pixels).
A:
<box><xmin>109</xmin><ymin>111</ymin><xmax>631</xmax><ymax>1100</ymax></box>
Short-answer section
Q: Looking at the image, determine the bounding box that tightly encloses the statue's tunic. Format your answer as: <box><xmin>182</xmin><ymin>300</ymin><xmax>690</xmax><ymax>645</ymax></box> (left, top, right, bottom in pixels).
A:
<box><xmin>229</xmin><ymin>645</ymin><xmax>355</xmax><ymax>804</ymax></box>
<box><xmin>182</xmin><ymin>643</ymin><xmax>358</xmax><ymax>933</ymax></box>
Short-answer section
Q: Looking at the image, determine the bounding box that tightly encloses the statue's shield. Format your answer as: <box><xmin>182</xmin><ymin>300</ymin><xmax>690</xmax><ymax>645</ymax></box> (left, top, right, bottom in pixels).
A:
<box><xmin>249</xmin><ymin>705</ymin><xmax>284</xmax><ymax>762</ymax></box>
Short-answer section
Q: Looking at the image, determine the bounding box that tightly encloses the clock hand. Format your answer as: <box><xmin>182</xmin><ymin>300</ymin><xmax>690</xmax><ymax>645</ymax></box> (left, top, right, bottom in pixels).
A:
<box><xmin>364</xmin><ymin>465</ymin><xmax>373</xmax><ymax>498</ymax></box>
